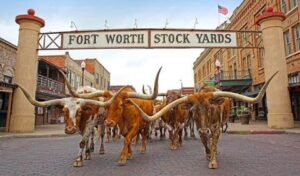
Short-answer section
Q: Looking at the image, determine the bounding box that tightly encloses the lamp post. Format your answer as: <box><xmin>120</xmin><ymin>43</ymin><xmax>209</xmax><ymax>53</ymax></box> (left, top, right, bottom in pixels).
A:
<box><xmin>215</xmin><ymin>59</ymin><xmax>221</xmax><ymax>86</ymax></box>
<box><xmin>81</xmin><ymin>61</ymin><xmax>86</xmax><ymax>86</ymax></box>
<box><xmin>180</xmin><ymin>79</ymin><xmax>183</xmax><ymax>94</ymax></box>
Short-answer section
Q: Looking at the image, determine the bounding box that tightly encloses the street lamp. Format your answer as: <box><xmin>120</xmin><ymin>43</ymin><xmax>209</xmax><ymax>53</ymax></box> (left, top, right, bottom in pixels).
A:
<box><xmin>215</xmin><ymin>59</ymin><xmax>221</xmax><ymax>85</ymax></box>
<box><xmin>180</xmin><ymin>79</ymin><xmax>183</xmax><ymax>94</ymax></box>
<box><xmin>81</xmin><ymin>61</ymin><xmax>86</xmax><ymax>86</ymax></box>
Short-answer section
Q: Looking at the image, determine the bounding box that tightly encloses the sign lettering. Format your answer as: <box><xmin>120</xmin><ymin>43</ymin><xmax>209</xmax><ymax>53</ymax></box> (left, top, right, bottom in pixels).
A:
<box><xmin>62</xmin><ymin>29</ymin><xmax>237</xmax><ymax>49</ymax></box>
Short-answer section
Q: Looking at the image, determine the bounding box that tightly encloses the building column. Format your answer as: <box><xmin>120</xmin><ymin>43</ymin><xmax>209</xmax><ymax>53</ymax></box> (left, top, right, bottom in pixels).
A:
<box><xmin>256</xmin><ymin>7</ymin><xmax>294</xmax><ymax>129</ymax></box>
<box><xmin>9</xmin><ymin>9</ymin><xmax>45</xmax><ymax>132</ymax></box>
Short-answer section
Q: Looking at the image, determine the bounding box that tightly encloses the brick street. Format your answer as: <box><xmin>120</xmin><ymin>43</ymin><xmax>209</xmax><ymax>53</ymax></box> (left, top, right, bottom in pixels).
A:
<box><xmin>0</xmin><ymin>133</ymin><xmax>300</xmax><ymax>176</ymax></box>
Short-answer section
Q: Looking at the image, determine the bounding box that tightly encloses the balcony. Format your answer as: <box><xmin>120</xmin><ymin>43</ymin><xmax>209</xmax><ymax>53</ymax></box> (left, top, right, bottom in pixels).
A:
<box><xmin>204</xmin><ymin>69</ymin><xmax>252</xmax><ymax>91</ymax></box>
<box><xmin>36</xmin><ymin>74</ymin><xmax>65</xmax><ymax>97</ymax></box>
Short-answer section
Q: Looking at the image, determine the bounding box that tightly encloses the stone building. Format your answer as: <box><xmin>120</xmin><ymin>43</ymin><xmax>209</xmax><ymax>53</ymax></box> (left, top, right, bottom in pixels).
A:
<box><xmin>193</xmin><ymin>0</ymin><xmax>300</xmax><ymax>121</ymax></box>
<box><xmin>0</xmin><ymin>37</ymin><xmax>17</xmax><ymax>132</ymax></box>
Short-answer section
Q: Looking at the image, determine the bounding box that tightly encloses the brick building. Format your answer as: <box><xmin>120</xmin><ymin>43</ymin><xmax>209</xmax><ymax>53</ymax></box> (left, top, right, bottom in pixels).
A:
<box><xmin>193</xmin><ymin>0</ymin><xmax>300</xmax><ymax>121</ymax></box>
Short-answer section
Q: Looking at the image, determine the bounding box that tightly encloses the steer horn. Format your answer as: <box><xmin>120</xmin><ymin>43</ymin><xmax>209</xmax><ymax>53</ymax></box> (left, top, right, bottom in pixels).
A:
<box><xmin>125</xmin><ymin>66</ymin><xmax>162</xmax><ymax>99</ymax></box>
<box><xmin>211</xmin><ymin>71</ymin><xmax>278</xmax><ymax>103</ymax></box>
<box><xmin>59</xmin><ymin>70</ymin><xmax>106</xmax><ymax>98</ymax></box>
<box><xmin>16</xmin><ymin>83</ymin><xmax>126</xmax><ymax>108</ymax></box>
<box><xmin>16</xmin><ymin>83</ymin><xmax>63</xmax><ymax>107</ymax></box>
<box><xmin>129</xmin><ymin>71</ymin><xmax>278</xmax><ymax>122</ymax></box>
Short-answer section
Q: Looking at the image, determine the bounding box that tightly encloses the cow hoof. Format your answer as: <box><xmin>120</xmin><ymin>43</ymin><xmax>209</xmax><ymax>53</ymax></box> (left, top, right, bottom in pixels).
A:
<box><xmin>126</xmin><ymin>154</ymin><xmax>133</xmax><ymax>160</ymax></box>
<box><xmin>84</xmin><ymin>154</ymin><xmax>91</xmax><ymax>160</ymax></box>
<box><xmin>99</xmin><ymin>150</ymin><xmax>105</xmax><ymax>155</ymax></box>
<box><xmin>208</xmin><ymin>161</ymin><xmax>218</xmax><ymax>169</ymax></box>
<box><xmin>73</xmin><ymin>160</ymin><xmax>83</xmax><ymax>167</ymax></box>
<box><xmin>140</xmin><ymin>148</ymin><xmax>146</xmax><ymax>154</ymax></box>
<box><xmin>118</xmin><ymin>159</ymin><xmax>127</xmax><ymax>166</ymax></box>
<box><xmin>105</xmin><ymin>139</ymin><xmax>110</xmax><ymax>143</ymax></box>
<box><xmin>170</xmin><ymin>146</ymin><xmax>177</xmax><ymax>150</ymax></box>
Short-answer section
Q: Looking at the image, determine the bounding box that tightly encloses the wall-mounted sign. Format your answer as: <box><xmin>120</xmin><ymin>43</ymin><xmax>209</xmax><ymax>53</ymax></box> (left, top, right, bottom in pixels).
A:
<box><xmin>60</xmin><ymin>29</ymin><xmax>237</xmax><ymax>49</ymax></box>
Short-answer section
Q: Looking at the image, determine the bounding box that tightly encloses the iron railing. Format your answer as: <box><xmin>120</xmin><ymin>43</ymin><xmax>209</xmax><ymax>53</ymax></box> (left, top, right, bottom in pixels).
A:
<box><xmin>37</xmin><ymin>74</ymin><xmax>65</xmax><ymax>95</ymax></box>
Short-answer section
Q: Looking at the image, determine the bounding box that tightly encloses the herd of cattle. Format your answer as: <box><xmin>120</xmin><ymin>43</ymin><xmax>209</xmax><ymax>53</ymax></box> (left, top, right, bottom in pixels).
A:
<box><xmin>16</xmin><ymin>67</ymin><xmax>277</xmax><ymax>169</ymax></box>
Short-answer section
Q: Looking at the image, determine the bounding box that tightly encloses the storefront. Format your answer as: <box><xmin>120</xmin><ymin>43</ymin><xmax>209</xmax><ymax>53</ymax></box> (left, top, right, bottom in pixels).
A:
<box><xmin>0</xmin><ymin>82</ymin><xmax>16</xmax><ymax>131</ymax></box>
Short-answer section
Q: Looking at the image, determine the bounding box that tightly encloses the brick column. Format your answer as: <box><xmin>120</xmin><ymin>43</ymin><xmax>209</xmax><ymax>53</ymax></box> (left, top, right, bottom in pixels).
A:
<box><xmin>256</xmin><ymin>7</ymin><xmax>294</xmax><ymax>129</ymax></box>
<box><xmin>10</xmin><ymin>9</ymin><xmax>45</xmax><ymax>132</ymax></box>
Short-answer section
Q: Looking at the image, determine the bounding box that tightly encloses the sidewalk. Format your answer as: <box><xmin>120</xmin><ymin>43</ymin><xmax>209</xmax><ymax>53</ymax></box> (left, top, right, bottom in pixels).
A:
<box><xmin>0</xmin><ymin>120</ymin><xmax>299</xmax><ymax>139</ymax></box>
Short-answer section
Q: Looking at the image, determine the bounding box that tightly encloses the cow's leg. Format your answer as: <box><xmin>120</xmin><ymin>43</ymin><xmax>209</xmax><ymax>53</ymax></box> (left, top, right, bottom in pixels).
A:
<box><xmin>84</xmin><ymin>138</ymin><xmax>92</xmax><ymax>160</ymax></box>
<box><xmin>105</xmin><ymin>126</ymin><xmax>111</xmax><ymax>143</ymax></box>
<box><xmin>208</xmin><ymin>127</ymin><xmax>221</xmax><ymax>169</ymax></box>
<box><xmin>140</xmin><ymin>127</ymin><xmax>149</xmax><ymax>154</ymax></box>
<box><xmin>118</xmin><ymin>127</ymin><xmax>139</xmax><ymax>165</ymax></box>
<box><xmin>99</xmin><ymin>123</ymin><xmax>105</xmax><ymax>155</ymax></box>
<box><xmin>200</xmin><ymin>132</ymin><xmax>211</xmax><ymax>161</ymax></box>
<box><xmin>178</xmin><ymin>128</ymin><xmax>183</xmax><ymax>146</ymax></box>
<box><xmin>168</xmin><ymin>130</ymin><xmax>177</xmax><ymax>150</ymax></box>
<box><xmin>127</xmin><ymin>142</ymin><xmax>133</xmax><ymax>160</ymax></box>
<box><xmin>190</xmin><ymin>120</ymin><xmax>196</xmax><ymax>138</ymax></box>
<box><xmin>113</xmin><ymin>126</ymin><xmax>120</xmax><ymax>140</ymax></box>
<box><xmin>184</xmin><ymin>126</ymin><xmax>188</xmax><ymax>139</ymax></box>
<box><xmin>73</xmin><ymin>140</ymin><xmax>86</xmax><ymax>167</ymax></box>
<box><xmin>89</xmin><ymin>129</ymin><xmax>95</xmax><ymax>153</ymax></box>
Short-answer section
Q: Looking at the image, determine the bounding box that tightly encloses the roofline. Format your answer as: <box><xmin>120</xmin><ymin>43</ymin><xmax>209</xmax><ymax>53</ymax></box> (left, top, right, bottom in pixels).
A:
<box><xmin>0</xmin><ymin>37</ymin><xmax>17</xmax><ymax>49</ymax></box>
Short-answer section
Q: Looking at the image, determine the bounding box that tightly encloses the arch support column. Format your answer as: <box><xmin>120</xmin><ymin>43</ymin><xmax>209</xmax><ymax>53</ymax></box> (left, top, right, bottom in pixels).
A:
<box><xmin>9</xmin><ymin>9</ymin><xmax>45</xmax><ymax>132</ymax></box>
<box><xmin>256</xmin><ymin>7</ymin><xmax>294</xmax><ymax>129</ymax></box>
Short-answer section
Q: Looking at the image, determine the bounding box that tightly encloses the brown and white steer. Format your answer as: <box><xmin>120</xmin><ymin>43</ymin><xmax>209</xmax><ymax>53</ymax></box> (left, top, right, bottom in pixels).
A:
<box><xmin>130</xmin><ymin>71</ymin><xmax>277</xmax><ymax>169</ymax></box>
<box><xmin>16</xmin><ymin>83</ymin><xmax>123</xmax><ymax>167</ymax></box>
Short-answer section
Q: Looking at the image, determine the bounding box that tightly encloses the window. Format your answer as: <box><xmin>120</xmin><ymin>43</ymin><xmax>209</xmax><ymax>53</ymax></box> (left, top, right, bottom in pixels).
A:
<box><xmin>290</xmin><ymin>0</ymin><xmax>298</xmax><ymax>9</ymax></box>
<box><xmin>281</xmin><ymin>0</ymin><xmax>287</xmax><ymax>13</ymax></box>
<box><xmin>284</xmin><ymin>31</ymin><xmax>292</xmax><ymax>55</ymax></box>
<box><xmin>96</xmin><ymin>73</ymin><xmax>99</xmax><ymax>84</ymax></box>
<box><xmin>259</xmin><ymin>48</ymin><xmax>265</xmax><ymax>68</ymax></box>
<box><xmin>3</xmin><ymin>75</ymin><xmax>12</xmax><ymax>83</ymax></box>
<box><xmin>294</xmin><ymin>24</ymin><xmax>300</xmax><ymax>51</ymax></box>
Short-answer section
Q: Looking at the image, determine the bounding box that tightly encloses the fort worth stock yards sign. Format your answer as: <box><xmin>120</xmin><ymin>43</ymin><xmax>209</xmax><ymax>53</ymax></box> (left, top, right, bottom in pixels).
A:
<box><xmin>60</xmin><ymin>29</ymin><xmax>237</xmax><ymax>49</ymax></box>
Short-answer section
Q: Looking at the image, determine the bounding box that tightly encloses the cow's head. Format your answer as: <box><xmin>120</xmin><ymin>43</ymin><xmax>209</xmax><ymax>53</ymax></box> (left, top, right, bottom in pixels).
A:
<box><xmin>166</xmin><ymin>90</ymin><xmax>182</xmax><ymax>104</ymax></box>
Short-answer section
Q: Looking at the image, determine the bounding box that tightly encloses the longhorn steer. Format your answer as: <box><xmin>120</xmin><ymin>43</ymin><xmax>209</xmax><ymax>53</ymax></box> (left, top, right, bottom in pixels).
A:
<box><xmin>161</xmin><ymin>90</ymin><xmax>190</xmax><ymax>150</ymax></box>
<box><xmin>67</xmin><ymin>67</ymin><xmax>162</xmax><ymax>165</ymax></box>
<box><xmin>16</xmin><ymin>83</ymin><xmax>123</xmax><ymax>167</ymax></box>
<box><xmin>130</xmin><ymin>71</ymin><xmax>277</xmax><ymax>169</ymax></box>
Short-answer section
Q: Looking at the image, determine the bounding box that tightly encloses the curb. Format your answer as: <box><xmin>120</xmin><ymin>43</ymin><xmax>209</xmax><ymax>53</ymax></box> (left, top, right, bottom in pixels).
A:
<box><xmin>226</xmin><ymin>130</ymin><xmax>286</xmax><ymax>135</ymax></box>
<box><xmin>0</xmin><ymin>133</ymin><xmax>74</xmax><ymax>139</ymax></box>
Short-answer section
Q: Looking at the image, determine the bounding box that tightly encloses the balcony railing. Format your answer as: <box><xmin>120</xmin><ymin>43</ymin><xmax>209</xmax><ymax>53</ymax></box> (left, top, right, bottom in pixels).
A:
<box><xmin>217</xmin><ymin>69</ymin><xmax>252</xmax><ymax>80</ymax></box>
<box><xmin>37</xmin><ymin>74</ymin><xmax>65</xmax><ymax>96</ymax></box>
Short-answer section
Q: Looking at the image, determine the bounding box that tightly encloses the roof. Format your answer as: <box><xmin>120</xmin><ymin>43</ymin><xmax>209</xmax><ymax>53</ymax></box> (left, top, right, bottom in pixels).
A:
<box><xmin>0</xmin><ymin>37</ymin><xmax>17</xmax><ymax>49</ymax></box>
<box><xmin>181</xmin><ymin>87</ymin><xmax>195</xmax><ymax>95</ymax></box>
<box><xmin>39</xmin><ymin>58</ymin><xmax>66</xmax><ymax>72</ymax></box>
<box><xmin>39</xmin><ymin>55</ymin><xmax>66</xmax><ymax>69</ymax></box>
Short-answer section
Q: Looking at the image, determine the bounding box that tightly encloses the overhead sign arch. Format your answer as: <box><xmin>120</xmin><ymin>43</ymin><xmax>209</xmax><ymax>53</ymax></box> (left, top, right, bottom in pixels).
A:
<box><xmin>38</xmin><ymin>28</ymin><xmax>262</xmax><ymax>50</ymax></box>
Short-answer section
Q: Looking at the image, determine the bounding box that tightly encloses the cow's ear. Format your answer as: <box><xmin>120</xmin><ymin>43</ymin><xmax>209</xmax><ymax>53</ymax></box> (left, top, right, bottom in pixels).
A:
<box><xmin>209</xmin><ymin>97</ymin><xmax>225</xmax><ymax>105</ymax></box>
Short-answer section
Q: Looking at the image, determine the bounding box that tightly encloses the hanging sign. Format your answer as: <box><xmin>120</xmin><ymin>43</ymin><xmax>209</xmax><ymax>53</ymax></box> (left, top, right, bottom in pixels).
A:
<box><xmin>61</xmin><ymin>29</ymin><xmax>237</xmax><ymax>49</ymax></box>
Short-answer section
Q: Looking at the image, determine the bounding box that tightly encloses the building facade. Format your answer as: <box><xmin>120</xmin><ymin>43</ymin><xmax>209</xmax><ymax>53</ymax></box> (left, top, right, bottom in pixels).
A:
<box><xmin>75</xmin><ymin>58</ymin><xmax>110</xmax><ymax>90</ymax></box>
<box><xmin>193</xmin><ymin>0</ymin><xmax>300</xmax><ymax>121</ymax></box>
<box><xmin>0</xmin><ymin>37</ymin><xmax>17</xmax><ymax>132</ymax></box>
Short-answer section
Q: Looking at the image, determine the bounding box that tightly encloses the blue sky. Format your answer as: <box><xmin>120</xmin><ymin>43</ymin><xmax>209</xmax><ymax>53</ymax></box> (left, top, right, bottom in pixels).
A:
<box><xmin>0</xmin><ymin>0</ymin><xmax>242</xmax><ymax>92</ymax></box>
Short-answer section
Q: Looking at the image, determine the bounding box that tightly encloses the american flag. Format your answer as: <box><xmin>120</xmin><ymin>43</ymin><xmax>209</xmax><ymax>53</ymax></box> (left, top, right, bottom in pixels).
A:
<box><xmin>218</xmin><ymin>5</ymin><xmax>228</xmax><ymax>15</ymax></box>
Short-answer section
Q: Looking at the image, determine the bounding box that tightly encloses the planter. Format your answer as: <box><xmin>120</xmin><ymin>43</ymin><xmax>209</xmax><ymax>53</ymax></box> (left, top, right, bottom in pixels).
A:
<box><xmin>238</xmin><ymin>114</ymin><xmax>250</xmax><ymax>125</ymax></box>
